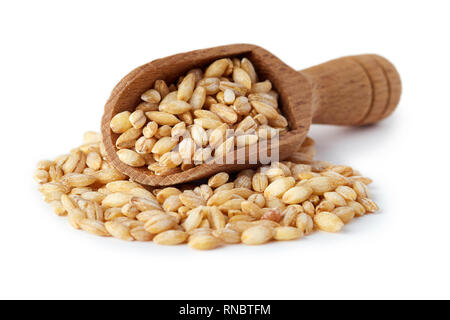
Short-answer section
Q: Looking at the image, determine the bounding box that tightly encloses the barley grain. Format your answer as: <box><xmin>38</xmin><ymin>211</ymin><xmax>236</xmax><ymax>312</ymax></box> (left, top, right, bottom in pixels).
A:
<box><xmin>314</xmin><ymin>212</ymin><xmax>344</xmax><ymax>233</ymax></box>
<box><xmin>141</xmin><ymin>89</ymin><xmax>161</xmax><ymax>104</ymax></box>
<box><xmin>110</xmin><ymin>111</ymin><xmax>132</xmax><ymax>133</ymax></box>
<box><xmin>154</xmin><ymin>230</ymin><xmax>187</xmax><ymax>245</ymax></box>
<box><xmin>241</xmin><ymin>226</ymin><xmax>273</xmax><ymax>245</ymax></box>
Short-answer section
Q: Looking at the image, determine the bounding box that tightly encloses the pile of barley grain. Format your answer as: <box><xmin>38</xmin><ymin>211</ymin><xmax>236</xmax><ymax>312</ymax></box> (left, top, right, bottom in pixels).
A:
<box><xmin>110</xmin><ymin>57</ymin><xmax>288</xmax><ymax>175</ymax></box>
<box><xmin>34</xmin><ymin>132</ymin><xmax>378</xmax><ymax>250</ymax></box>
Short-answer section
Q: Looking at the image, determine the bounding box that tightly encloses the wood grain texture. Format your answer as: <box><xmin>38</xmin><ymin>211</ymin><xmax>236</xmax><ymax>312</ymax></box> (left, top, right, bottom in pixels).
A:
<box><xmin>101</xmin><ymin>44</ymin><xmax>401</xmax><ymax>186</ymax></box>
<box><xmin>300</xmin><ymin>54</ymin><xmax>401</xmax><ymax>125</ymax></box>
<box><xmin>373</xmin><ymin>55</ymin><xmax>402</xmax><ymax>119</ymax></box>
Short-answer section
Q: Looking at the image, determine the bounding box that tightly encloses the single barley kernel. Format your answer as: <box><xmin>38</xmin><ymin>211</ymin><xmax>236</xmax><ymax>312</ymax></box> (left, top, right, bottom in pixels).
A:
<box><xmin>175</xmin><ymin>73</ymin><xmax>195</xmax><ymax>101</ymax></box>
<box><xmin>62</xmin><ymin>150</ymin><xmax>81</xmax><ymax>174</ymax></box>
<box><xmin>34</xmin><ymin>169</ymin><xmax>49</xmax><ymax>183</ymax></box>
<box><xmin>281</xmin><ymin>205</ymin><xmax>302</xmax><ymax>226</ymax></box>
<box><xmin>274</xmin><ymin>226</ymin><xmax>303</xmax><ymax>241</ymax></box>
<box><xmin>353</xmin><ymin>181</ymin><xmax>369</xmax><ymax>198</ymax></box>
<box><xmin>321</xmin><ymin>170</ymin><xmax>349</xmax><ymax>186</ymax></box>
<box><xmin>219</xmin><ymin>199</ymin><xmax>245</xmax><ymax>212</ymax></box>
<box><xmin>189</xmin><ymin>86</ymin><xmax>206</xmax><ymax>110</ymax></box>
<box><xmin>208</xmin><ymin>172</ymin><xmax>229</xmax><ymax>188</ymax></box>
<box><xmin>214</xmin><ymin>182</ymin><xmax>234</xmax><ymax>193</ymax></box>
<box><xmin>261</xmin><ymin>208</ymin><xmax>282</xmax><ymax>222</ymax></box>
<box><xmin>79</xmin><ymin>219</ymin><xmax>109</xmax><ymax>236</ymax></box>
<box><xmin>62</xmin><ymin>173</ymin><xmax>96</xmax><ymax>187</ymax></box>
<box><xmin>241</xmin><ymin>201</ymin><xmax>264</xmax><ymax>219</ymax></box>
<box><xmin>116</xmin><ymin>127</ymin><xmax>142</xmax><ymax>149</ymax></box>
<box><xmin>159</xmin><ymin>100</ymin><xmax>192</xmax><ymax>115</ymax></box>
<box><xmin>248</xmin><ymin>92</ymin><xmax>278</xmax><ymax>108</ymax></box>
<box><xmin>153</xmin><ymin>230</ymin><xmax>187</xmax><ymax>245</ymax></box>
<box><xmin>198</xmin><ymin>77</ymin><xmax>220</xmax><ymax>95</ymax></box>
<box><xmin>145</xmin><ymin>111</ymin><xmax>180</xmax><ymax>126</ymax></box>
<box><xmin>117</xmin><ymin>149</ymin><xmax>145</xmax><ymax>167</ymax></box>
<box><xmin>121</xmin><ymin>203</ymin><xmax>140</xmax><ymax>219</ymax></box>
<box><xmin>241</xmin><ymin>226</ymin><xmax>273</xmax><ymax>245</ymax></box>
<box><xmin>329</xmin><ymin>165</ymin><xmax>353</xmax><ymax>177</ymax></box>
<box><xmin>171</xmin><ymin>122</ymin><xmax>186</xmax><ymax>139</ymax></box>
<box><xmin>235</xmin><ymin>115</ymin><xmax>257</xmax><ymax>134</ymax></box>
<box><xmin>160</xmin><ymin>90</ymin><xmax>177</xmax><ymax>104</ymax></box>
<box><xmin>306</xmin><ymin>177</ymin><xmax>338</xmax><ymax>195</ymax></box>
<box><xmin>179</xmin><ymin>192</ymin><xmax>205</xmax><ymax>208</ymax></box>
<box><xmin>206</xmin><ymin>190</ymin><xmax>234</xmax><ymax>206</ymax></box>
<box><xmin>264</xmin><ymin>177</ymin><xmax>295</xmax><ymax>198</ymax></box>
<box><xmin>144</xmin><ymin>214</ymin><xmax>177</xmax><ymax>234</ymax></box>
<box><xmin>335</xmin><ymin>185</ymin><xmax>357</xmax><ymax>201</ymax></box>
<box><xmin>136</xmin><ymin>210</ymin><xmax>165</xmax><ymax>222</ymax></box>
<box><xmin>156</xmin><ymin>187</ymin><xmax>181</xmax><ymax>204</ymax></box>
<box><xmin>249</xmin><ymin>101</ymin><xmax>279</xmax><ymax>120</ymax></box>
<box><xmin>135</xmin><ymin>137</ymin><xmax>156</xmax><ymax>154</ymax></box>
<box><xmin>86</xmin><ymin>151</ymin><xmax>102</xmax><ymax>170</ymax></box>
<box><xmin>302</xmin><ymin>200</ymin><xmax>316</xmax><ymax>217</ymax></box>
<box><xmin>226</xmin><ymin>220</ymin><xmax>254</xmax><ymax>233</ymax></box>
<box><xmin>204</xmin><ymin>58</ymin><xmax>229</xmax><ymax>78</ymax></box>
<box><xmin>105</xmin><ymin>221</ymin><xmax>134</xmax><ymax>241</ymax></box>
<box><xmin>212</xmin><ymin>228</ymin><xmax>241</xmax><ymax>244</ymax></box>
<box><xmin>151</xmin><ymin>137</ymin><xmax>178</xmax><ymax>155</ymax></box>
<box><xmin>233</xmin><ymin>67</ymin><xmax>252</xmax><ymax>90</ymax></box>
<box><xmin>110</xmin><ymin>111</ymin><xmax>132</xmax><ymax>133</ymax></box>
<box><xmin>316</xmin><ymin>200</ymin><xmax>335</xmax><ymax>213</ymax></box>
<box><xmin>349</xmin><ymin>176</ymin><xmax>373</xmax><ymax>185</ymax></box>
<box><xmin>105</xmin><ymin>180</ymin><xmax>140</xmax><ymax>193</ymax></box>
<box><xmin>282</xmin><ymin>186</ymin><xmax>313</xmax><ymax>204</ymax></box>
<box><xmin>219</xmin><ymin>81</ymin><xmax>247</xmax><ymax>96</ymax></box>
<box><xmin>136</xmin><ymin>102</ymin><xmax>158</xmax><ymax>112</ymax></box>
<box><xmin>211</xmin><ymin>103</ymin><xmax>238</xmax><ymax>124</ymax></box>
<box><xmin>248</xmin><ymin>193</ymin><xmax>265</xmax><ymax>208</ymax></box>
<box><xmin>67</xmin><ymin>208</ymin><xmax>86</xmax><ymax>229</ymax></box>
<box><xmin>162</xmin><ymin>195</ymin><xmax>183</xmax><ymax>212</ymax></box>
<box><xmin>129</xmin><ymin>110</ymin><xmax>147</xmax><ymax>129</ymax></box>
<box><xmin>241</xmin><ymin>58</ymin><xmax>258</xmax><ymax>84</ymax></box>
<box><xmin>223</xmin><ymin>88</ymin><xmax>236</xmax><ymax>104</ymax></box>
<box><xmin>190</xmin><ymin>124</ymin><xmax>208</xmax><ymax>147</ymax></box>
<box><xmin>324</xmin><ymin>191</ymin><xmax>347</xmax><ymax>207</ymax></box>
<box><xmin>251</xmin><ymin>173</ymin><xmax>268</xmax><ymax>193</ymax></box>
<box><xmin>37</xmin><ymin>160</ymin><xmax>54</xmax><ymax>170</ymax></box>
<box><xmin>154</xmin><ymin>80</ymin><xmax>169</xmax><ymax>98</ymax></box>
<box><xmin>347</xmin><ymin>200</ymin><xmax>366</xmax><ymax>217</ymax></box>
<box><xmin>188</xmin><ymin>233</ymin><xmax>221</xmax><ymax>250</ymax></box>
<box><xmin>296</xmin><ymin>213</ymin><xmax>314</xmax><ymax>235</ymax></box>
<box><xmin>358</xmin><ymin>198</ymin><xmax>379</xmax><ymax>213</ymax></box>
<box><xmin>49</xmin><ymin>200</ymin><xmax>66</xmax><ymax>216</ymax></box>
<box><xmin>102</xmin><ymin>192</ymin><xmax>132</xmax><ymax>208</ymax></box>
<box><xmin>207</xmin><ymin>206</ymin><xmax>226</xmax><ymax>230</ymax></box>
<box><xmin>130</xmin><ymin>226</ymin><xmax>154</xmax><ymax>241</ymax></box>
<box><xmin>314</xmin><ymin>212</ymin><xmax>344</xmax><ymax>233</ymax></box>
<box><xmin>231</xmin><ymin>187</ymin><xmax>253</xmax><ymax>199</ymax></box>
<box><xmin>159</xmin><ymin>152</ymin><xmax>183</xmax><ymax>168</ymax></box>
<box><xmin>233</xmin><ymin>96</ymin><xmax>252</xmax><ymax>116</ymax></box>
<box><xmin>251</xmin><ymin>80</ymin><xmax>272</xmax><ymax>93</ymax></box>
<box><xmin>333</xmin><ymin>207</ymin><xmax>355</xmax><ymax>224</ymax></box>
<box><xmin>143</xmin><ymin>121</ymin><xmax>158</xmax><ymax>139</ymax></box>
<box><xmin>269</xmin><ymin>115</ymin><xmax>288</xmax><ymax>128</ymax></box>
<box><xmin>141</xmin><ymin>89</ymin><xmax>161</xmax><ymax>104</ymax></box>
<box><xmin>194</xmin><ymin>117</ymin><xmax>223</xmax><ymax>130</ymax></box>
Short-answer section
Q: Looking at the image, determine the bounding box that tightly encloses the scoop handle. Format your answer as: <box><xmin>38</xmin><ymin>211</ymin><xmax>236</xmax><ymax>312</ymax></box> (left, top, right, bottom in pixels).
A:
<box><xmin>299</xmin><ymin>54</ymin><xmax>401</xmax><ymax>125</ymax></box>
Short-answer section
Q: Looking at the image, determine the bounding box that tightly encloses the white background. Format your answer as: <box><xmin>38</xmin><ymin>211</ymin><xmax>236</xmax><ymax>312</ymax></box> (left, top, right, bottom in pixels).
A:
<box><xmin>1</xmin><ymin>0</ymin><xmax>449</xmax><ymax>300</ymax></box>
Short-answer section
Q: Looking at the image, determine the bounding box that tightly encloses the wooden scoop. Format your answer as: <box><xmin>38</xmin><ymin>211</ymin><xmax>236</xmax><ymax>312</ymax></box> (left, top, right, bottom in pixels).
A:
<box><xmin>101</xmin><ymin>44</ymin><xmax>401</xmax><ymax>186</ymax></box>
